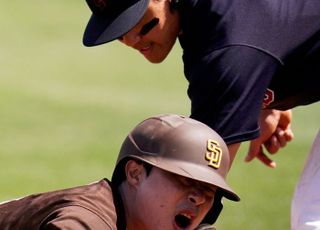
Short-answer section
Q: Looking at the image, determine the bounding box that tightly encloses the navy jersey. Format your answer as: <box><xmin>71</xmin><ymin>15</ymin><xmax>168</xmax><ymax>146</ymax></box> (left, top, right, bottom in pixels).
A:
<box><xmin>179</xmin><ymin>0</ymin><xmax>320</xmax><ymax>144</ymax></box>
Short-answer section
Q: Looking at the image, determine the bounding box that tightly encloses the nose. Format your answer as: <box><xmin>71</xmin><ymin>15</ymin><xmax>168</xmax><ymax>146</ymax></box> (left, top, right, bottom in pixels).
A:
<box><xmin>120</xmin><ymin>31</ymin><xmax>142</xmax><ymax>47</ymax></box>
<box><xmin>188</xmin><ymin>189</ymin><xmax>206</xmax><ymax>206</ymax></box>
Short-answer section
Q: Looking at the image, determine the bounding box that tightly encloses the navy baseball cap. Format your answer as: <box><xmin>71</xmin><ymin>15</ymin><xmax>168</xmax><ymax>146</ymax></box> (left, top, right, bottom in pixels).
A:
<box><xmin>83</xmin><ymin>0</ymin><xmax>150</xmax><ymax>47</ymax></box>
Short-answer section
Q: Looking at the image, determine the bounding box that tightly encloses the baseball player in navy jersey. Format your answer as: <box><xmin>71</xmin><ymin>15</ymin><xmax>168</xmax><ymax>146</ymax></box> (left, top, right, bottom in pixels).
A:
<box><xmin>0</xmin><ymin>114</ymin><xmax>239</xmax><ymax>230</ymax></box>
<box><xmin>82</xmin><ymin>0</ymin><xmax>320</xmax><ymax>228</ymax></box>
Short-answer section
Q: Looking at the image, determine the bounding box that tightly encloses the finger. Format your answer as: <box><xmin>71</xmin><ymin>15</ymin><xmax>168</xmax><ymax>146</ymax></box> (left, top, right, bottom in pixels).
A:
<box><xmin>278</xmin><ymin>110</ymin><xmax>292</xmax><ymax>128</ymax></box>
<box><xmin>275</xmin><ymin>128</ymin><xmax>287</xmax><ymax>147</ymax></box>
<box><xmin>266</xmin><ymin>128</ymin><xmax>294</xmax><ymax>153</ymax></box>
<box><xmin>245</xmin><ymin>140</ymin><xmax>261</xmax><ymax>162</ymax></box>
<box><xmin>264</xmin><ymin>135</ymin><xmax>280</xmax><ymax>154</ymax></box>
<box><xmin>256</xmin><ymin>149</ymin><xmax>277</xmax><ymax>168</ymax></box>
<box><xmin>284</xmin><ymin>128</ymin><xmax>294</xmax><ymax>142</ymax></box>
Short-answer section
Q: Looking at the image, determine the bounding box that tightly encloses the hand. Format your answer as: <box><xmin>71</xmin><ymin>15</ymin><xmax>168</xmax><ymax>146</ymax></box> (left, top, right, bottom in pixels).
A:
<box><xmin>245</xmin><ymin>109</ymin><xmax>294</xmax><ymax>168</ymax></box>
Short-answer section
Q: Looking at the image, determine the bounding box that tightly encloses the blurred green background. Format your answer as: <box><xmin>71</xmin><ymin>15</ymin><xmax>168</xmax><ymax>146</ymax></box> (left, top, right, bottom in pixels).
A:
<box><xmin>0</xmin><ymin>1</ymin><xmax>319</xmax><ymax>229</ymax></box>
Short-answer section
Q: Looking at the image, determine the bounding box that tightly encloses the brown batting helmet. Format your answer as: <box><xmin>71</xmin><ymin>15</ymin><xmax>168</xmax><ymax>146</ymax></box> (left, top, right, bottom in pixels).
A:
<box><xmin>112</xmin><ymin>114</ymin><xmax>239</xmax><ymax>201</ymax></box>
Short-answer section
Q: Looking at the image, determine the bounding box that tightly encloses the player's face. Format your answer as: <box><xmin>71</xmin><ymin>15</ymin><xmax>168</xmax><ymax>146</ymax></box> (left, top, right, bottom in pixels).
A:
<box><xmin>118</xmin><ymin>0</ymin><xmax>180</xmax><ymax>63</ymax></box>
<box><xmin>130</xmin><ymin>166</ymin><xmax>216</xmax><ymax>230</ymax></box>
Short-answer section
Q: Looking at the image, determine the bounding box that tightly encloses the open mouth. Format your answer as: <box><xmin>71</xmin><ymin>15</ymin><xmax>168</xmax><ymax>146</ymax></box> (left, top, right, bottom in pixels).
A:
<box><xmin>175</xmin><ymin>213</ymin><xmax>192</xmax><ymax>229</ymax></box>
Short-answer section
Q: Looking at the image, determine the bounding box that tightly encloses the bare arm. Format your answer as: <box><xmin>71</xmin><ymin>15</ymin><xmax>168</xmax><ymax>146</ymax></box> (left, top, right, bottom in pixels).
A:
<box><xmin>227</xmin><ymin>143</ymin><xmax>241</xmax><ymax>170</ymax></box>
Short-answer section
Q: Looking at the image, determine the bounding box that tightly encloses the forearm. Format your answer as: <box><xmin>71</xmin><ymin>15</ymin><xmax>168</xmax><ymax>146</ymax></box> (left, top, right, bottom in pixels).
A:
<box><xmin>227</xmin><ymin>143</ymin><xmax>241</xmax><ymax>170</ymax></box>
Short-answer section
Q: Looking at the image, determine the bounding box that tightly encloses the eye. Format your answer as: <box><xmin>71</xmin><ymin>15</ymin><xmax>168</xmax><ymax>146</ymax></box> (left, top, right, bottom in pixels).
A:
<box><xmin>178</xmin><ymin>176</ymin><xmax>216</xmax><ymax>198</ymax></box>
<box><xmin>139</xmin><ymin>18</ymin><xmax>159</xmax><ymax>36</ymax></box>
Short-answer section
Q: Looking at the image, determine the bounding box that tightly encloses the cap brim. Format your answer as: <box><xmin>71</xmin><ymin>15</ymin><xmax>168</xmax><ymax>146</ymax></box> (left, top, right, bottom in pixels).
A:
<box><xmin>83</xmin><ymin>0</ymin><xmax>149</xmax><ymax>47</ymax></box>
<box><xmin>132</xmin><ymin>155</ymin><xmax>240</xmax><ymax>202</ymax></box>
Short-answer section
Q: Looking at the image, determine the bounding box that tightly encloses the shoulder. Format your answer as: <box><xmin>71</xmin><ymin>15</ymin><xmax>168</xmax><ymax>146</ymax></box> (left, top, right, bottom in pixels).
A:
<box><xmin>0</xmin><ymin>179</ymin><xmax>117</xmax><ymax>230</ymax></box>
<box><xmin>40</xmin><ymin>180</ymin><xmax>118</xmax><ymax>229</ymax></box>
<box><xmin>41</xmin><ymin>205</ymin><xmax>116</xmax><ymax>230</ymax></box>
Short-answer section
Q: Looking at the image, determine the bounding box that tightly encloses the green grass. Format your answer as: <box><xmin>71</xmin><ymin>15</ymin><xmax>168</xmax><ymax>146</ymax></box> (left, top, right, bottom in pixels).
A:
<box><xmin>1</xmin><ymin>1</ymin><xmax>319</xmax><ymax>229</ymax></box>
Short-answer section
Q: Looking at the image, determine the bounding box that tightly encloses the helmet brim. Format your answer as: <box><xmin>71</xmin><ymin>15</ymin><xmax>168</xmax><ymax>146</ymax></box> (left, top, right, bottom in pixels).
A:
<box><xmin>83</xmin><ymin>0</ymin><xmax>149</xmax><ymax>46</ymax></box>
<box><xmin>131</xmin><ymin>155</ymin><xmax>240</xmax><ymax>201</ymax></box>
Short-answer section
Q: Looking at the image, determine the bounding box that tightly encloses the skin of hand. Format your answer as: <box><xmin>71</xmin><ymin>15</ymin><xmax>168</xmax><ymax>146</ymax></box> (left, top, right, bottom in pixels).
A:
<box><xmin>244</xmin><ymin>109</ymin><xmax>294</xmax><ymax>168</ymax></box>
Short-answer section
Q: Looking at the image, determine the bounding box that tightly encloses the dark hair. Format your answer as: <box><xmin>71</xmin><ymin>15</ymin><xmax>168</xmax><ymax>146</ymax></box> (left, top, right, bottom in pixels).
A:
<box><xmin>170</xmin><ymin>0</ymin><xmax>181</xmax><ymax>10</ymax></box>
<box><xmin>112</xmin><ymin>158</ymin><xmax>153</xmax><ymax>187</ymax></box>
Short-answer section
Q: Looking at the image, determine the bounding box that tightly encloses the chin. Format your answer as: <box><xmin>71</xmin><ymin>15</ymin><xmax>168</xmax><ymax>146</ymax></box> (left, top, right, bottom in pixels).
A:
<box><xmin>149</xmin><ymin>59</ymin><xmax>164</xmax><ymax>64</ymax></box>
<box><xmin>144</xmin><ymin>53</ymin><xmax>169</xmax><ymax>64</ymax></box>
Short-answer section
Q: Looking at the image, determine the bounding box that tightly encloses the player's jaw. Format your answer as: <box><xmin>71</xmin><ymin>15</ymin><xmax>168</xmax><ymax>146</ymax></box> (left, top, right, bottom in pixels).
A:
<box><xmin>140</xmin><ymin>41</ymin><xmax>175</xmax><ymax>63</ymax></box>
<box><xmin>119</xmin><ymin>34</ymin><xmax>176</xmax><ymax>63</ymax></box>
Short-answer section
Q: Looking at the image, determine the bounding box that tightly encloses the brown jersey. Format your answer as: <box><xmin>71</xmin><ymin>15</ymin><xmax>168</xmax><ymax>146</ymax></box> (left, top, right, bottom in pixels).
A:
<box><xmin>0</xmin><ymin>179</ymin><xmax>126</xmax><ymax>230</ymax></box>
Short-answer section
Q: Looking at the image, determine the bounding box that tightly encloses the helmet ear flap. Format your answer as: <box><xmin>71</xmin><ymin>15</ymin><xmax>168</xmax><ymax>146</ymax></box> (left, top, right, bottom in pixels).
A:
<box><xmin>201</xmin><ymin>190</ymin><xmax>223</xmax><ymax>224</ymax></box>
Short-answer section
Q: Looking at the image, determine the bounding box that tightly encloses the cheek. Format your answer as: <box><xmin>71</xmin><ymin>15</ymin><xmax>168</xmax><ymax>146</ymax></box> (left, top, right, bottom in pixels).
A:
<box><xmin>134</xmin><ymin>180</ymin><xmax>182</xmax><ymax>228</ymax></box>
<box><xmin>139</xmin><ymin>179</ymin><xmax>181</xmax><ymax>207</ymax></box>
<box><xmin>206</xmin><ymin>199</ymin><xmax>214</xmax><ymax>211</ymax></box>
<box><xmin>201</xmin><ymin>198</ymin><xmax>215</xmax><ymax>218</ymax></box>
<box><xmin>138</xmin><ymin>171</ymin><xmax>186</xmax><ymax>209</ymax></box>
<box><xmin>141</xmin><ymin>25</ymin><xmax>177</xmax><ymax>62</ymax></box>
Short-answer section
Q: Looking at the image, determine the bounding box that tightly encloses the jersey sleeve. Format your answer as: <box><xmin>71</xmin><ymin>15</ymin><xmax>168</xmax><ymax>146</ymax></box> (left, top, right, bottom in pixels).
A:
<box><xmin>40</xmin><ymin>206</ymin><xmax>115</xmax><ymax>230</ymax></box>
<box><xmin>186</xmin><ymin>45</ymin><xmax>280</xmax><ymax>144</ymax></box>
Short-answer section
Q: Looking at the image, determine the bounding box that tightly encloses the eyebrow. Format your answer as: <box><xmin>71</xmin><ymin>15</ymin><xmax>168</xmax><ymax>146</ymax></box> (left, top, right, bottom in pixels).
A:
<box><xmin>140</xmin><ymin>17</ymin><xmax>159</xmax><ymax>36</ymax></box>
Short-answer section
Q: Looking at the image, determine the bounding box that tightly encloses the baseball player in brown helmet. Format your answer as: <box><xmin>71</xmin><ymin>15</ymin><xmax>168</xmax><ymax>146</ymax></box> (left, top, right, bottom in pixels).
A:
<box><xmin>0</xmin><ymin>114</ymin><xmax>239</xmax><ymax>230</ymax></box>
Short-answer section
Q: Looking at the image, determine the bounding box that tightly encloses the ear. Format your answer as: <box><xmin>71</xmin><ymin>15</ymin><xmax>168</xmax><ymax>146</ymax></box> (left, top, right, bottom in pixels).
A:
<box><xmin>125</xmin><ymin>160</ymin><xmax>145</xmax><ymax>187</ymax></box>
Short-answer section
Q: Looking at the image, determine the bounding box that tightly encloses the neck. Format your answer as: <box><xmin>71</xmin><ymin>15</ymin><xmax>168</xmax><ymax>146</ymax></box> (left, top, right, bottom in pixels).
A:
<box><xmin>118</xmin><ymin>183</ymin><xmax>143</xmax><ymax>230</ymax></box>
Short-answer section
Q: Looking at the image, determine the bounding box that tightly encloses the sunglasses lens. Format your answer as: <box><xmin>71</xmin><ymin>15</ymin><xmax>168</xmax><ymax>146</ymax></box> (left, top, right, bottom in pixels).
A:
<box><xmin>140</xmin><ymin>18</ymin><xmax>159</xmax><ymax>36</ymax></box>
